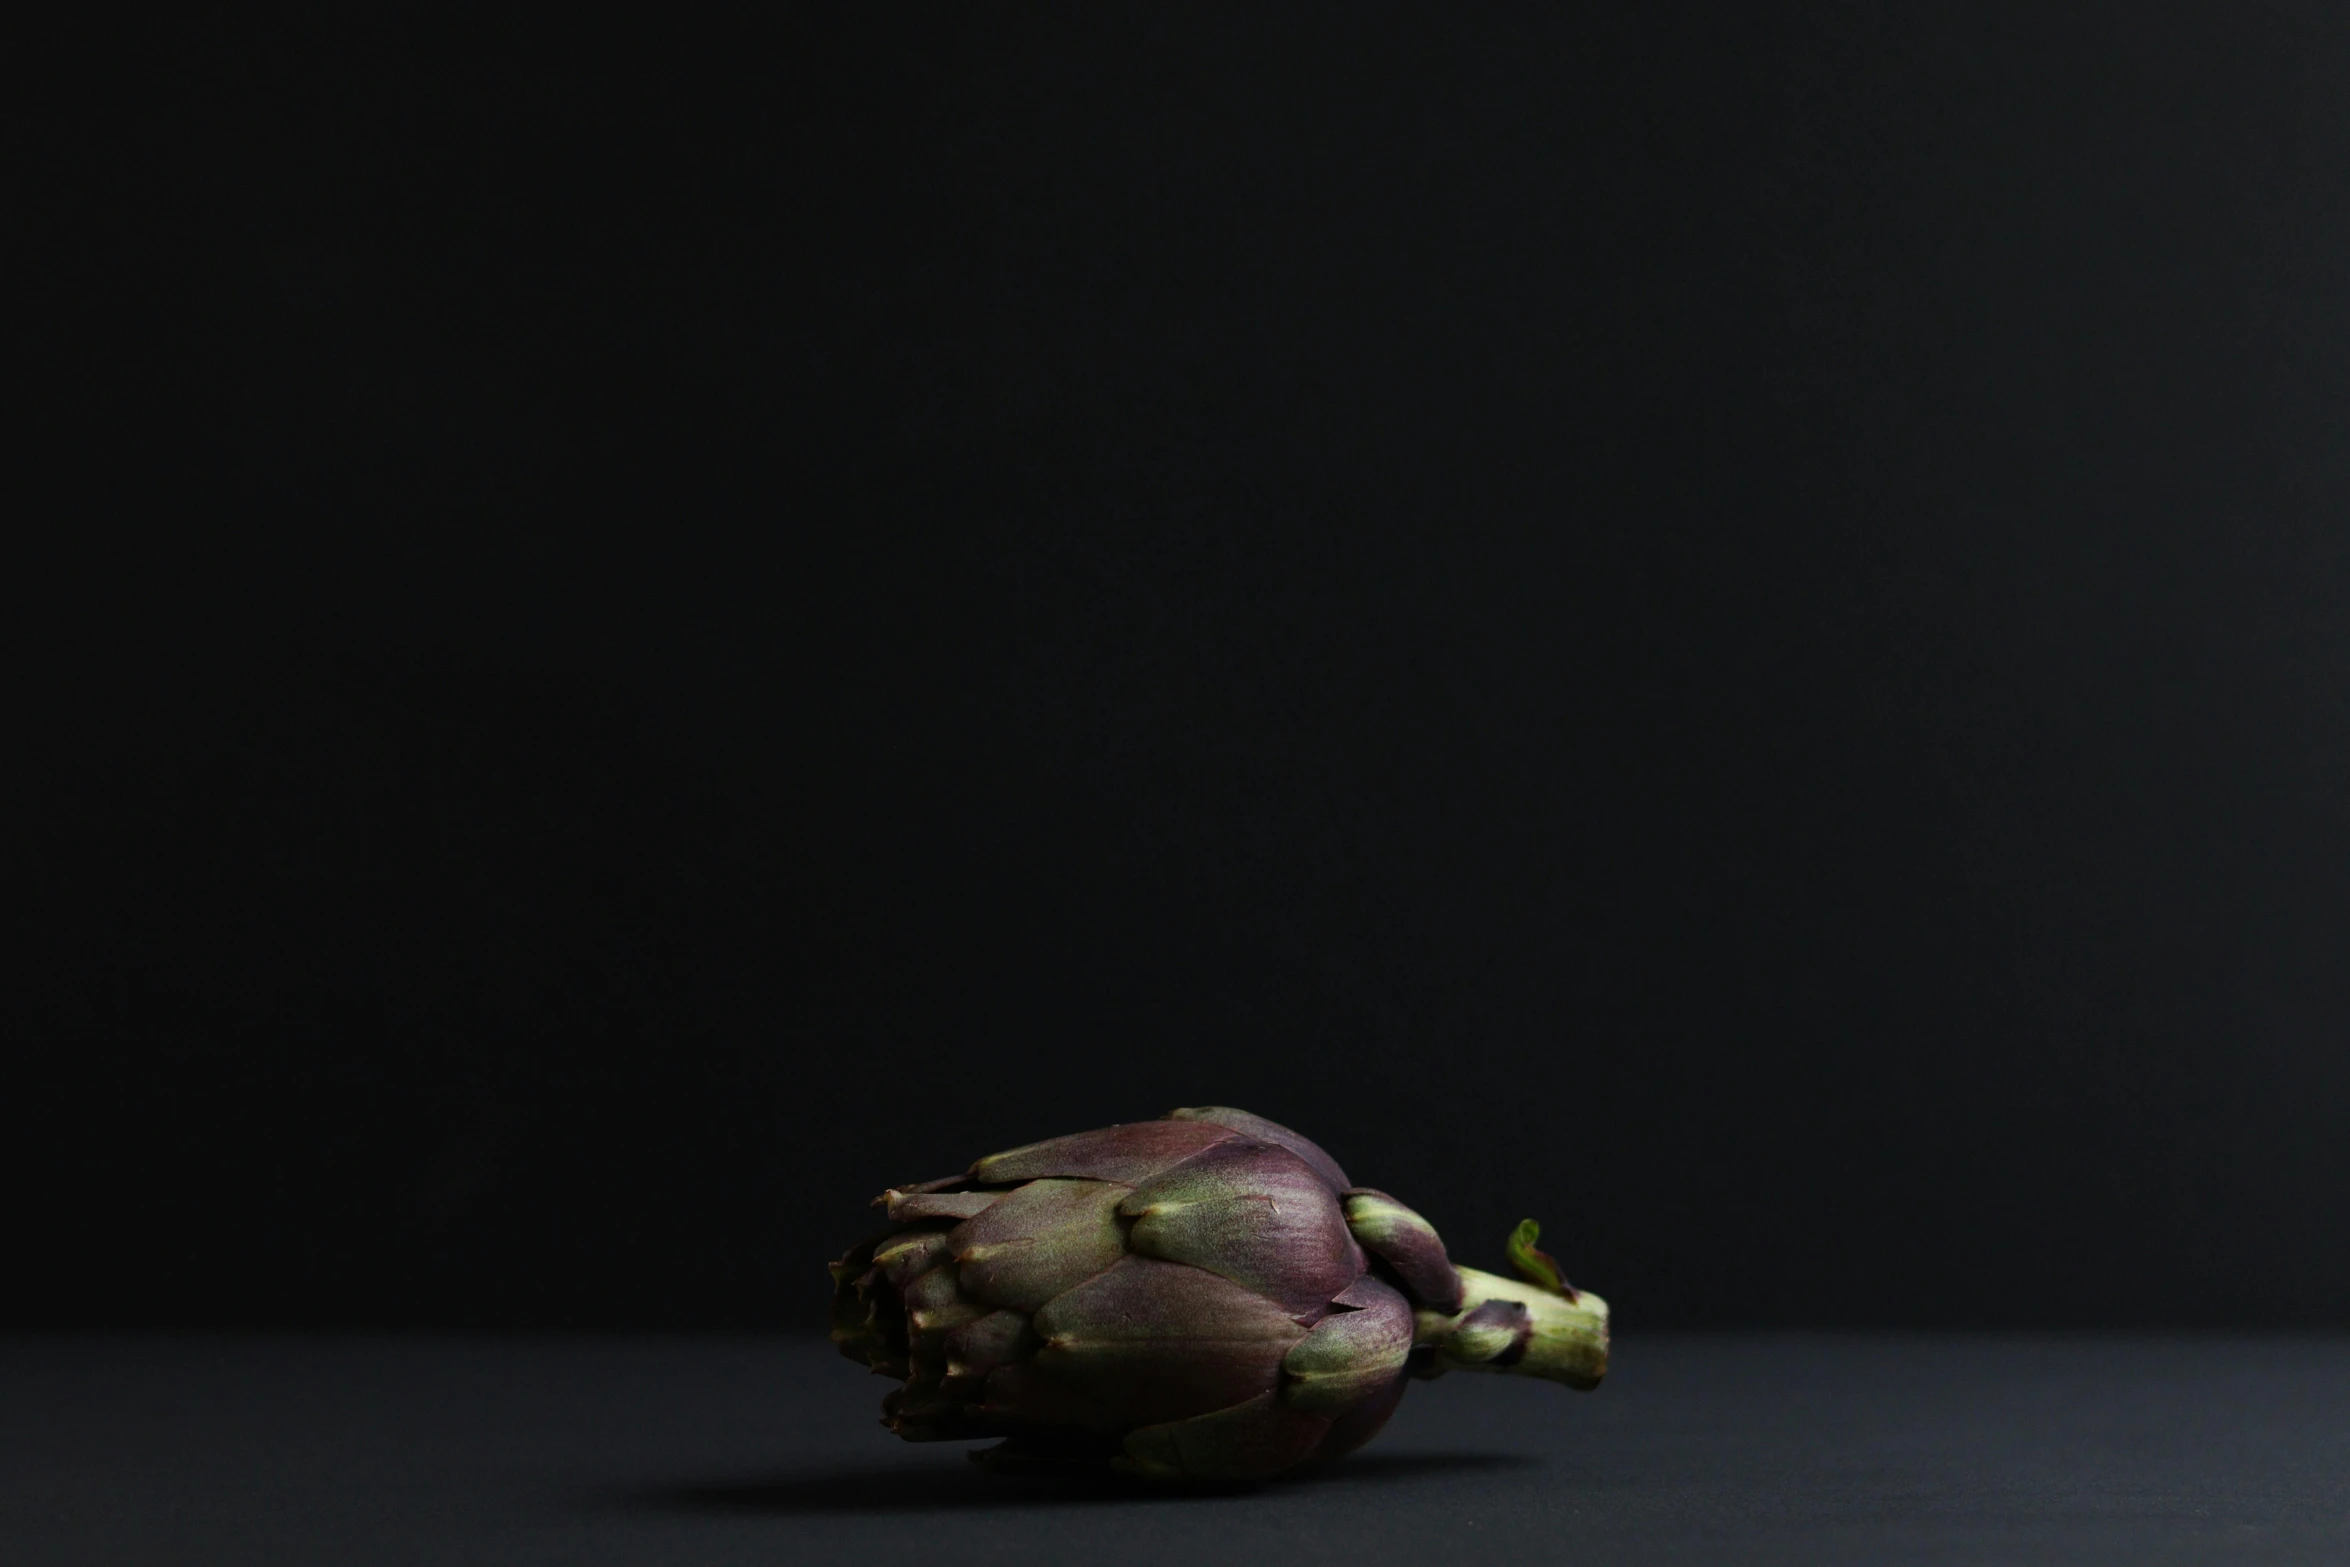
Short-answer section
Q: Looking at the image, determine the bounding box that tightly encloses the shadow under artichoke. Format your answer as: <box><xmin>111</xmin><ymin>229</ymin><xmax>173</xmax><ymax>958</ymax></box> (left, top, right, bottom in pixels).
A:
<box><xmin>621</xmin><ymin>1451</ymin><xmax>1538</xmax><ymax>1516</ymax></box>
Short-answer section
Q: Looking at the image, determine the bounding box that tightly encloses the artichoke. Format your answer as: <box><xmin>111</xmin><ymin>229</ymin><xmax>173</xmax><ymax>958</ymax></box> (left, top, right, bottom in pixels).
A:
<box><xmin>828</xmin><ymin>1106</ymin><xmax>1608</xmax><ymax>1481</ymax></box>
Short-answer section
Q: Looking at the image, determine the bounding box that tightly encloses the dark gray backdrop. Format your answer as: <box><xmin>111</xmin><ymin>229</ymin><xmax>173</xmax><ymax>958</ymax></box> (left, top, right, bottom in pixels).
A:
<box><xmin>15</xmin><ymin>5</ymin><xmax>2350</xmax><ymax>1332</ymax></box>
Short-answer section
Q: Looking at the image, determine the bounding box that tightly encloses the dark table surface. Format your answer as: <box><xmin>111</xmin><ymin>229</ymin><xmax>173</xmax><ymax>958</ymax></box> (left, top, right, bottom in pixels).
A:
<box><xmin>5</xmin><ymin>1333</ymin><xmax>2346</xmax><ymax>1565</ymax></box>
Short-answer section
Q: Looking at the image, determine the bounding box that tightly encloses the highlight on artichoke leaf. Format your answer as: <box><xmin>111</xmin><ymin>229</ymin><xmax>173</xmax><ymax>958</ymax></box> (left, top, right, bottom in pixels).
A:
<box><xmin>827</xmin><ymin>1106</ymin><xmax>1609</xmax><ymax>1483</ymax></box>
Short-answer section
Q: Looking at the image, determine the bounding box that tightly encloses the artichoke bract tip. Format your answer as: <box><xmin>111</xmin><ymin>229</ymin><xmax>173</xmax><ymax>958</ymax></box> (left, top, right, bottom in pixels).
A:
<box><xmin>828</xmin><ymin>1107</ymin><xmax>1608</xmax><ymax>1482</ymax></box>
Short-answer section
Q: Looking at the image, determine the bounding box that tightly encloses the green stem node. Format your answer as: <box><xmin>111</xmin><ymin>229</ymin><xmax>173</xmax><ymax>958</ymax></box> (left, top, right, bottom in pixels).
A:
<box><xmin>1413</xmin><ymin>1264</ymin><xmax>1610</xmax><ymax>1390</ymax></box>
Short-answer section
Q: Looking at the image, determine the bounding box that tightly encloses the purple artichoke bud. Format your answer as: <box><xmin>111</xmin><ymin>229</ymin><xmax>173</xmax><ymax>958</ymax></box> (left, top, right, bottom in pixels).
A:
<box><xmin>829</xmin><ymin>1107</ymin><xmax>1610</xmax><ymax>1482</ymax></box>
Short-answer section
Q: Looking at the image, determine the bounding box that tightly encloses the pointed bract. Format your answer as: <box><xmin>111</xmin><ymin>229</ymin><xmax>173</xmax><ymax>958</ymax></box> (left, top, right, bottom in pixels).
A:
<box><xmin>1123</xmin><ymin>1142</ymin><xmax>1363</xmax><ymax>1320</ymax></box>
<box><xmin>1281</xmin><ymin>1273</ymin><xmax>1415</xmax><ymax>1414</ymax></box>
<box><xmin>942</xmin><ymin>1308</ymin><xmax>1035</xmax><ymax>1394</ymax></box>
<box><xmin>879</xmin><ymin>1189</ymin><xmax>1001</xmax><ymax>1223</ymax></box>
<box><xmin>948</xmin><ymin>1178</ymin><xmax>1130</xmax><ymax>1312</ymax></box>
<box><xmin>901</xmin><ymin>1261</ymin><xmax>985</xmax><ymax>1356</ymax></box>
<box><xmin>872</xmin><ymin>1229</ymin><xmax>953</xmax><ymax>1289</ymax></box>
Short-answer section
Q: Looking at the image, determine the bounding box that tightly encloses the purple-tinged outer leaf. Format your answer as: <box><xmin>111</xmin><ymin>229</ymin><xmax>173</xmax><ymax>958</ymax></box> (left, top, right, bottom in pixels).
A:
<box><xmin>949</xmin><ymin>1178</ymin><xmax>1131</xmax><ymax>1312</ymax></box>
<box><xmin>1122</xmin><ymin>1142</ymin><xmax>1364</xmax><ymax>1321</ymax></box>
<box><xmin>1164</xmin><ymin>1107</ymin><xmax>1351</xmax><ymax>1191</ymax></box>
<box><xmin>1342</xmin><ymin>1187</ymin><xmax>1464</xmax><ymax>1312</ymax></box>
<box><xmin>971</xmin><ymin>1120</ymin><xmax>1240</xmax><ymax>1185</ymax></box>
<box><xmin>1030</xmin><ymin>1256</ymin><xmax>1307</xmax><ymax>1427</ymax></box>
<box><xmin>1280</xmin><ymin>1272</ymin><xmax>1414</xmax><ymax>1414</ymax></box>
<box><xmin>1313</xmin><ymin>1369</ymin><xmax>1408</xmax><ymax>1462</ymax></box>
<box><xmin>1119</xmin><ymin>1391</ymin><xmax>1333</xmax><ymax>1481</ymax></box>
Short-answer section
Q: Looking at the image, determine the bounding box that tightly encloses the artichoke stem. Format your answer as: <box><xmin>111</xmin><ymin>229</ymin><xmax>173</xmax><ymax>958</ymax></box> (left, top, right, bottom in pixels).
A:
<box><xmin>1415</xmin><ymin>1265</ymin><xmax>1610</xmax><ymax>1390</ymax></box>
